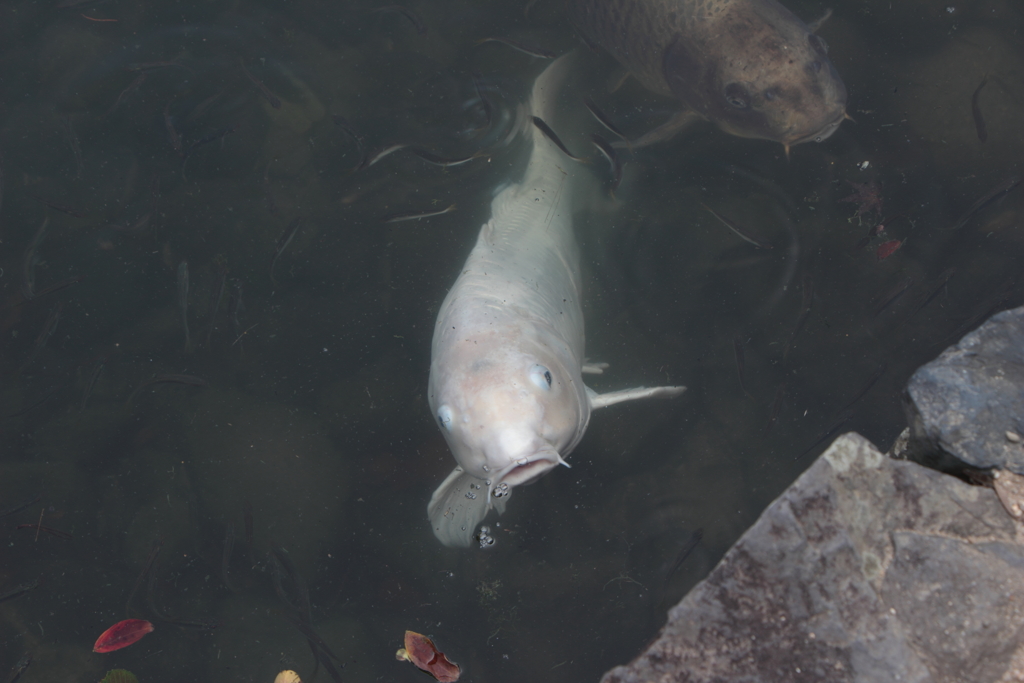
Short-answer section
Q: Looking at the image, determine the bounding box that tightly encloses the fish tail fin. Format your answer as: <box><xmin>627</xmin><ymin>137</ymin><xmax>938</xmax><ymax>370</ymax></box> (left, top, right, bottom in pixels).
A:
<box><xmin>490</xmin><ymin>49</ymin><xmax>597</xmax><ymax>227</ymax></box>
<box><xmin>427</xmin><ymin>466</ymin><xmax>495</xmax><ymax>547</ymax></box>
<box><xmin>525</xmin><ymin>51</ymin><xmax>590</xmax><ymax>173</ymax></box>
<box><xmin>519</xmin><ymin>49</ymin><xmax>602</xmax><ymax>211</ymax></box>
<box><xmin>527</xmin><ymin>50</ymin><xmax>581</xmax><ymax>145</ymax></box>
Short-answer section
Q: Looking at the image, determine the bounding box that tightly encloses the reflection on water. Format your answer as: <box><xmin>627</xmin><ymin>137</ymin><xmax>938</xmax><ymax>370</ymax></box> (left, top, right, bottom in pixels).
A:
<box><xmin>0</xmin><ymin>0</ymin><xmax>1022</xmax><ymax>681</ymax></box>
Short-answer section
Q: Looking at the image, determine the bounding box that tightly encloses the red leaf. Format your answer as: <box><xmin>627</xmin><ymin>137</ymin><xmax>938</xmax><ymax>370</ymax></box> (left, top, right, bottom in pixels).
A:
<box><xmin>397</xmin><ymin>631</ymin><xmax>461</xmax><ymax>682</ymax></box>
<box><xmin>876</xmin><ymin>239</ymin><xmax>903</xmax><ymax>261</ymax></box>
<box><xmin>93</xmin><ymin>619</ymin><xmax>154</xmax><ymax>653</ymax></box>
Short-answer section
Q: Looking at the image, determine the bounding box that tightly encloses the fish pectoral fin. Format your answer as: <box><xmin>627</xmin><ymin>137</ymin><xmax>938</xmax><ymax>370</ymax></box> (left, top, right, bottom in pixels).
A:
<box><xmin>582</xmin><ymin>361</ymin><xmax>609</xmax><ymax>374</ymax></box>
<box><xmin>807</xmin><ymin>8</ymin><xmax>833</xmax><ymax>33</ymax></box>
<box><xmin>588</xmin><ymin>384</ymin><xmax>687</xmax><ymax>410</ymax></box>
<box><xmin>493</xmin><ymin>495</ymin><xmax>509</xmax><ymax>515</ymax></box>
<box><xmin>427</xmin><ymin>466</ymin><xmax>495</xmax><ymax>548</ymax></box>
<box><xmin>611</xmin><ymin>110</ymin><xmax>702</xmax><ymax>150</ymax></box>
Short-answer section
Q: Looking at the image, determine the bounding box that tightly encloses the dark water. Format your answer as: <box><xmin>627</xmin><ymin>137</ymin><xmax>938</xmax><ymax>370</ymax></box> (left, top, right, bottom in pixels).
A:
<box><xmin>0</xmin><ymin>0</ymin><xmax>1022</xmax><ymax>681</ymax></box>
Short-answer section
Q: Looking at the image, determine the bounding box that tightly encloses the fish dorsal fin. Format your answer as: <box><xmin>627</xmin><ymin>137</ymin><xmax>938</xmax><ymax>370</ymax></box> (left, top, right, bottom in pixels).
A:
<box><xmin>807</xmin><ymin>8</ymin><xmax>833</xmax><ymax>32</ymax></box>
<box><xmin>481</xmin><ymin>217</ymin><xmax>498</xmax><ymax>246</ymax></box>
<box><xmin>427</xmin><ymin>466</ymin><xmax>493</xmax><ymax>547</ymax></box>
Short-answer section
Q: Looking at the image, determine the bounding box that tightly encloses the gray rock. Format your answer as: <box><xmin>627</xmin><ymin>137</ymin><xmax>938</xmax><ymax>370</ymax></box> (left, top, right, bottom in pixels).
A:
<box><xmin>903</xmin><ymin>304</ymin><xmax>1024</xmax><ymax>475</ymax></box>
<box><xmin>600</xmin><ymin>433</ymin><xmax>1024</xmax><ymax>683</ymax></box>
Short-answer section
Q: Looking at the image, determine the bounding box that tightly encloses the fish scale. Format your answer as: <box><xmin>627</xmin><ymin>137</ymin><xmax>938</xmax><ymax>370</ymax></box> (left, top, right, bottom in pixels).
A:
<box><xmin>566</xmin><ymin>0</ymin><xmax>847</xmax><ymax>147</ymax></box>
<box><xmin>426</xmin><ymin>52</ymin><xmax>685</xmax><ymax>547</ymax></box>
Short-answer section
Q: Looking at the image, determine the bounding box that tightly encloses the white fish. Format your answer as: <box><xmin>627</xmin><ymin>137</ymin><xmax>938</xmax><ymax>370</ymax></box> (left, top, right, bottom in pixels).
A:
<box><xmin>427</xmin><ymin>53</ymin><xmax>686</xmax><ymax>547</ymax></box>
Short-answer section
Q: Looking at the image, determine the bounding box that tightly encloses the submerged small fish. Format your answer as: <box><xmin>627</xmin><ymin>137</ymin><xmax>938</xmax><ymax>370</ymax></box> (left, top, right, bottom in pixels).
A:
<box><xmin>589</xmin><ymin>133</ymin><xmax>623</xmax><ymax>191</ymax></box>
<box><xmin>583</xmin><ymin>96</ymin><xmax>629</xmax><ymax>143</ymax></box>
<box><xmin>62</xmin><ymin>115</ymin><xmax>83</xmax><ymax>178</ymax></box>
<box><xmin>702</xmin><ymin>203</ymin><xmax>774</xmax><ymax>249</ymax></box>
<box><xmin>732</xmin><ymin>335</ymin><xmax>750</xmax><ymax>397</ymax></box>
<box><xmin>107</xmin><ymin>72</ymin><xmax>146</xmax><ymax>116</ymax></box>
<box><xmin>185</xmin><ymin>124</ymin><xmax>239</xmax><ymax>158</ymax></box>
<box><xmin>358</xmin><ymin>143</ymin><xmax>409</xmax><ymax>170</ymax></box>
<box><xmin>21</xmin><ymin>217</ymin><xmax>49</xmax><ymax>300</ymax></box>
<box><xmin>566</xmin><ymin>0</ymin><xmax>848</xmax><ymax>148</ymax></box>
<box><xmin>427</xmin><ymin>54</ymin><xmax>685</xmax><ymax>547</ymax></box>
<box><xmin>783</xmin><ymin>273</ymin><xmax>813</xmax><ymax>358</ymax></box>
<box><xmin>951</xmin><ymin>176</ymin><xmax>1021</xmax><ymax>231</ymax></box>
<box><xmin>383</xmin><ymin>203</ymin><xmax>457</xmax><ymax>223</ymax></box>
<box><xmin>411</xmin><ymin>148</ymin><xmax>481</xmax><ymax>168</ymax></box>
<box><xmin>29</xmin><ymin>194</ymin><xmax>87</xmax><ymax>218</ymax></box>
<box><xmin>368</xmin><ymin>5</ymin><xmax>427</xmax><ymax>34</ymax></box>
<box><xmin>163</xmin><ymin>101</ymin><xmax>183</xmax><ymax>156</ymax></box>
<box><xmin>81</xmin><ymin>354</ymin><xmax>107</xmax><ymax>411</ymax></box>
<box><xmin>971</xmin><ymin>76</ymin><xmax>988</xmax><ymax>143</ymax></box>
<box><xmin>0</xmin><ymin>148</ymin><xmax>5</xmax><ymax>242</ymax></box>
<box><xmin>0</xmin><ymin>579</ymin><xmax>40</xmax><ymax>604</ymax></box>
<box><xmin>764</xmin><ymin>381</ymin><xmax>785</xmax><ymax>435</ymax></box>
<box><xmin>16</xmin><ymin>522</ymin><xmax>72</xmax><ymax>539</ymax></box>
<box><xmin>903</xmin><ymin>267</ymin><xmax>956</xmax><ymax>324</ymax></box>
<box><xmin>476</xmin><ymin>37</ymin><xmax>556</xmax><ymax>59</ymax></box>
<box><xmin>177</xmin><ymin>261</ymin><xmax>190</xmax><ymax>351</ymax></box>
<box><xmin>665</xmin><ymin>528</ymin><xmax>703</xmax><ymax>581</ymax></box>
<box><xmin>240</xmin><ymin>58</ymin><xmax>282</xmax><ymax>109</ymax></box>
<box><xmin>0</xmin><ymin>495</ymin><xmax>41</xmax><ymax>519</ymax></box>
<box><xmin>531</xmin><ymin>116</ymin><xmax>587</xmax><ymax>162</ymax></box>
<box><xmin>841</xmin><ymin>362</ymin><xmax>885</xmax><ymax>411</ymax></box>
<box><xmin>6</xmin><ymin>653</ymin><xmax>31</xmax><ymax>683</ymax></box>
<box><xmin>22</xmin><ymin>302</ymin><xmax>63</xmax><ymax>369</ymax></box>
<box><xmin>797</xmin><ymin>408</ymin><xmax>854</xmax><ymax>460</ymax></box>
<box><xmin>126</xmin><ymin>374</ymin><xmax>209</xmax><ymax>405</ymax></box>
<box><xmin>270</xmin><ymin>217</ymin><xmax>303</xmax><ymax>285</ymax></box>
<box><xmin>872</xmin><ymin>275</ymin><xmax>913</xmax><ymax>317</ymax></box>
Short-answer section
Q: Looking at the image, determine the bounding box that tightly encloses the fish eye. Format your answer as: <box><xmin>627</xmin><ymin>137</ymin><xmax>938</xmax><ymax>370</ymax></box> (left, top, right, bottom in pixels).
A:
<box><xmin>529</xmin><ymin>364</ymin><xmax>553</xmax><ymax>390</ymax></box>
<box><xmin>763</xmin><ymin>88</ymin><xmax>778</xmax><ymax>102</ymax></box>
<box><xmin>808</xmin><ymin>34</ymin><xmax>829</xmax><ymax>56</ymax></box>
<box><xmin>723</xmin><ymin>83</ymin><xmax>750</xmax><ymax>109</ymax></box>
<box><xmin>437</xmin><ymin>405</ymin><xmax>454</xmax><ymax>431</ymax></box>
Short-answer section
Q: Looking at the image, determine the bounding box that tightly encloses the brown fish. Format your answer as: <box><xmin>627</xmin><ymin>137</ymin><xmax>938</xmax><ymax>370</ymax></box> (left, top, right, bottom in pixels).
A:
<box><xmin>565</xmin><ymin>0</ymin><xmax>848</xmax><ymax>148</ymax></box>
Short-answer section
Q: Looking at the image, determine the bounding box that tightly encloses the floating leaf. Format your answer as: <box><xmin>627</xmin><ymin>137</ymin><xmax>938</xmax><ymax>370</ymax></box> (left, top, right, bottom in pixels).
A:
<box><xmin>93</xmin><ymin>619</ymin><xmax>154</xmax><ymax>653</ymax></box>
<box><xmin>101</xmin><ymin>669</ymin><xmax>139</xmax><ymax>683</ymax></box>
<box><xmin>396</xmin><ymin>631</ymin><xmax>460</xmax><ymax>682</ymax></box>
<box><xmin>876</xmin><ymin>239</ymin><xmax>903</xmax><ymax>261</ymax></box>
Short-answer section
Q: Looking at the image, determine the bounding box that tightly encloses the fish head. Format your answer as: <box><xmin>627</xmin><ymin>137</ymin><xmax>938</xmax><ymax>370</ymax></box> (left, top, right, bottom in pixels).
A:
<box><xmin>663</xmin><ymin>2</ymin><xmax>847</xmax><ymax>147</ymax></box>
<box><xmin>429</xmin><ymin>335</ymin><xmax>587</xmax><ymax>496</ymax></box>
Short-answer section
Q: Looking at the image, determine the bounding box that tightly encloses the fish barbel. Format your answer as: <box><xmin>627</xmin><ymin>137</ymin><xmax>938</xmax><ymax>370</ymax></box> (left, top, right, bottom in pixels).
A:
<box><xmin>426</xmin><ymin>52</ymin><xmax>685</xmax><ymax>547</ymax></box>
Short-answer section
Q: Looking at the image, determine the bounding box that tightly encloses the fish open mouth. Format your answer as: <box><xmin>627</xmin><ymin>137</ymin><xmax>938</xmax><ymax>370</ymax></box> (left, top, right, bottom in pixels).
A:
<box><xmin>494</xmin><ymin>449</ymin><xmax>568</xmax><ymax>489</ymax></box>
<box><xmin>499</xmin><ymin>458</ymin><xmax>555</xmax><ymax>487</ymax></box>
<box><xmin>789</xmin><ymin>111</ymin><xmax>847</xmax><ymax>146</ymax></box>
